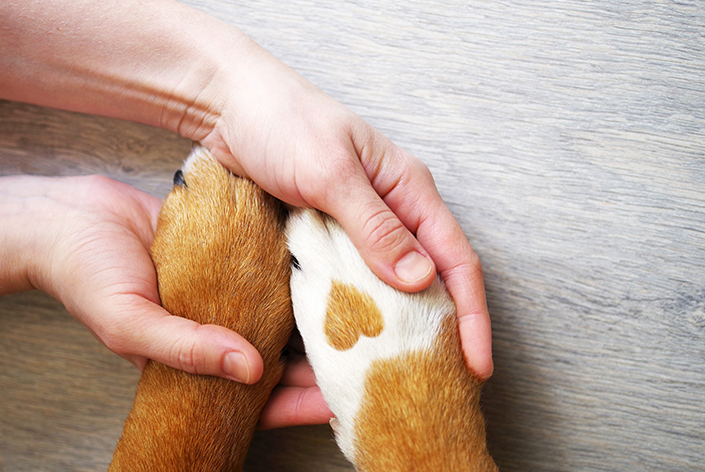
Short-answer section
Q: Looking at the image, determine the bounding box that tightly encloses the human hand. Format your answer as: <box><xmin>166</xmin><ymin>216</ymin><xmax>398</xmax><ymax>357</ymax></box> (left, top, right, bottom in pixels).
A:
<box><xmin>0</xmin><ymin>174</ymin><xmax>331</xmax><ymax>428</ymax></box>
<box><xmin>199</xmin><ymin>46</ymin><xmax>494</xmax><ymax>380</ymax></box>
<box><xmin>259</xmin><ymin>342</ymin><xmax>330</xmax><ymax>430</ymax></box>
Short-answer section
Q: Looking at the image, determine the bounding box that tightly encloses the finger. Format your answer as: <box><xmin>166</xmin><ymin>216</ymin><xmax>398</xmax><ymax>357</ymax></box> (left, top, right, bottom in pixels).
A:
<box><xmin>278</xmin><ymin>353</ymin><xmax>318</xmax><ymax>387</ymax></box>
<box><xmin>408</xmin><ymin>202</ymin><xmax>494</xmax><ymax>380</ymax></box>
<box><xmin>314</xmin><ymin>148</ymin><xmax>436</xmax><ymax>293</ymax></box>
<box><xmin>257</xmin><ymin>386</ymin><xmax>332</xmax><ymax>430</ymax></box>
<box><xmin>100</xmin><ymin>295</ymin><xmax>264</xmax><ymax>384</ymax></box>
<box><xmin>349</xmin><ymin>130</ymin><xmax>494</xmax><ymax>380</ymax></box>
<box><xmin>324</xmin><ymin>168</ymin><xmax>493</xmax><ymax>378</ymax></box>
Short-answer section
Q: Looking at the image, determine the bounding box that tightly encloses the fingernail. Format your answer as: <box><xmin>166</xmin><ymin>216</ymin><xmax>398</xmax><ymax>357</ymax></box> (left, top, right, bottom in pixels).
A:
<box><xmin>394</xmin><ymin>251</ymin><xmax>434</xmax><ymax>283</ymax></box>
<box><xmin>224</xmin><ymin>351</ymin><xmax>251</xmax><ymax>384</ymax></box>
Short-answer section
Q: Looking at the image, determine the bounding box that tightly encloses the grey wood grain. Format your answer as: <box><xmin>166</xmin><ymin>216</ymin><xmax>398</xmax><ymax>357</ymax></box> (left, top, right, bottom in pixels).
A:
<box><xmin>1</xmin><ymin>0</ymin><xmax>704</xmax><ymax>470</ymax></box>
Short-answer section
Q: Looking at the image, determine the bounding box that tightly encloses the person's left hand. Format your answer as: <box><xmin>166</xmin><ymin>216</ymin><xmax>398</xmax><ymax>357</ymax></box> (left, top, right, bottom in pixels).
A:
<box><xmin>0</xmin><ymin>174</ymin><xmax>331</xmax><ymax>429</ymax></box>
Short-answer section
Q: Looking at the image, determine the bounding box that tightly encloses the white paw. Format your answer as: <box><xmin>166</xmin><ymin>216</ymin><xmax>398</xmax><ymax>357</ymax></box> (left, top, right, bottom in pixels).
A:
<box><xmin>286</xmin><ymin>209</ymin><xmax>455</xmax><ymax>462</ymax></box>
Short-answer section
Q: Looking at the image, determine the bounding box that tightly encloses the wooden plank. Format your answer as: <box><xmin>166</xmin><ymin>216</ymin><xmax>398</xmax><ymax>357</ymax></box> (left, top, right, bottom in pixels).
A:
<box><xmin>1</xmin><ymin>0</ymin><xmax>704</xmax><ymax>470</ymax></box>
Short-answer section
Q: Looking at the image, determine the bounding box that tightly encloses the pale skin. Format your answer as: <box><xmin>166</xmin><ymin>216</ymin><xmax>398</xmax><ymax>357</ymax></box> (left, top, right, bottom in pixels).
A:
<box><xmin>0</xmin><ymin>0</ymin><xmax>493</xmax><ymax>429</ymax></box>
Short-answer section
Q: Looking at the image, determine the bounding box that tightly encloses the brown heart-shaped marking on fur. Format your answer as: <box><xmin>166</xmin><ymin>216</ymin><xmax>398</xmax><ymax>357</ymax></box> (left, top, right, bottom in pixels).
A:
<box><xmin>325</xmin><ymin>280</ymin><xmax>384</xmax><ymax>351</ymax></box>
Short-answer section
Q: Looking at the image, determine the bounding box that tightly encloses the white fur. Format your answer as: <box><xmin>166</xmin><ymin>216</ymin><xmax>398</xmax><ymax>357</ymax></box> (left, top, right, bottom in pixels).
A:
<box><xmin>182</xmin><ymin>144</ymin><xmax>216</xmax><ymax>174</ymax></box>
<box><xmin>286</xmin><ymin>209</ymin><xmax>455</xmax><ymax>462</ymax></box>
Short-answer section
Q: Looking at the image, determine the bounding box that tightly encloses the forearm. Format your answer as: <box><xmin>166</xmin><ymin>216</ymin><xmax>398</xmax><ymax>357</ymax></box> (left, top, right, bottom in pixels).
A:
<box><xmin>0</xmin><ymin>0</ymin><xmax>253</xmax><ymax>140</ymax></box>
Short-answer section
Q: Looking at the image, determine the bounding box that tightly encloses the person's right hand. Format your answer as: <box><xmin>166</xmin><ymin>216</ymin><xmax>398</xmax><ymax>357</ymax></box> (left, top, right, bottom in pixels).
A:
<box><xmin>198</xmin><ymin>45</ymin><xmax>493</xmax><ymax>380</ymax></box>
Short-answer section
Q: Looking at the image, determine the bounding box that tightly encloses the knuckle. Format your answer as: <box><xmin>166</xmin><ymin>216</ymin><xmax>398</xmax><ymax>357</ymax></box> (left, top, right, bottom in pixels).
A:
<box><xmin>404</xmin><ymin>155</ymin><xmax>434</xmax><ymax>185</ymax></box>
<box><xmin>172</xmin><ymin>333</ymin><xmax>207</xmax><ymax>375</ymax></box>
<box><xmin>300</xmin><ymin>154</ymin><xmax>360</xmax><ymax>207</ymax></box>
<box><xmin>158</xmin><ymin>326</ymin><xmax>196</xmax><ymax>375</ymax></box>
<box><xmin>363</xmin><ymin>210</ymin><xmax>409</xmax><ymax>255</ymax></box>
<box><xmin>445</xmin><ymin>252</ymin><xmax>485</xmax><ymax>288</ymax></box>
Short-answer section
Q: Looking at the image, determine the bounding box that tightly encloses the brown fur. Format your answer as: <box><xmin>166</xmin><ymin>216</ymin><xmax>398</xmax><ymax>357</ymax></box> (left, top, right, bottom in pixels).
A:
<box><xmin>109</xmin><ymin>150</ymin><xmax>294</xmax><ymax>471</ymax></box>
<box><xmin>325</xmin><ymin>281</ymin><xmax>385</xmax><ymax>351</ymax></box>
<box><xmin>353</xmin><ymin>315</ymin><xmax>498</xmax><ymax>472</ymax></box>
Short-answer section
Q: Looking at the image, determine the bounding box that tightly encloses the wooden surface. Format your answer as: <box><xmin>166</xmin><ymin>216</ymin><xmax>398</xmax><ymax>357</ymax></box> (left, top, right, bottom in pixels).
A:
<box><xmin>1</xmin><ymin>1</ymin><xmax>704</xmax><ymax>470</ymax></box>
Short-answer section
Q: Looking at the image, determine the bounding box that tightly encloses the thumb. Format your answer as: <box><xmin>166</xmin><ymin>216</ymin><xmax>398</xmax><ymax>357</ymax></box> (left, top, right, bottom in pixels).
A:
<box><xmin>103</xmin><ymin>296</ymin><xmax>264</xmax><ymax>384</ymax></box>
<box><xmin>322</xmin><ymin>168</ymin><xmax>436</xmax><ymax>293</ymax></box>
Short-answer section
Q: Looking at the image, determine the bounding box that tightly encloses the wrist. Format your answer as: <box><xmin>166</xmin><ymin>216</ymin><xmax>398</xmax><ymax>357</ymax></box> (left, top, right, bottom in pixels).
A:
<box><xmin>146</xmin><ymin>7</ymin><xmax>258</xmax><ymax>142</ymax></box>
<box><xmin>0</xmin><ymin>176</ymin><xmax>57</xmax><ymax>295</ymax></box>
<box><xmin>0</xmin><ymin>0</ymin><xmax>257</xmax><ymax>142</ymax></box>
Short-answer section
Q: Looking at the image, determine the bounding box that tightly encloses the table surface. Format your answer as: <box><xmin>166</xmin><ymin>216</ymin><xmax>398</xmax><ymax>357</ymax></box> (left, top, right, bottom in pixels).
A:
<box><xmin>1</xmin><ymin>1</ymin><xmax>703</xmax><ymax>471</ymax></box>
